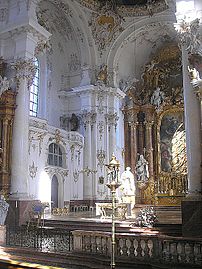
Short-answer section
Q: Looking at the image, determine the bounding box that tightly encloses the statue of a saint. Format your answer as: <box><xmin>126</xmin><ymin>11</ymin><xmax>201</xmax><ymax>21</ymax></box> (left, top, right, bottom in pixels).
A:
<box><xmin>0</xmin><ymin>75</ymin><xmax>9</xmax><ymax>96</ymax></box>
<box><xmin>120</xmin><ymin>167</ymin><xmax>136</xmax><ymax>215</ymax></box>
<box><xmin>150</xmin><ymin>87</ymin><xmax>165</xmax><ymax>108</ymax></box>
<box><xmin>0</xmin><ymin>195</ymin><xmax>9</xmax><ymax>225</ymax></box>
<box><xmin>120</xmin><ymin>167</ymin><xmax>135</xmax><ymax>196</ymax></box>
<box><xmin>135</xmin><ymin>155</ymin><xmax>149</xmax><ymax>182</ymax></box>
<box><xmin>70</xmin><ymin>113</ymin><xmax>79</xmax><ymax>131</ymax></box>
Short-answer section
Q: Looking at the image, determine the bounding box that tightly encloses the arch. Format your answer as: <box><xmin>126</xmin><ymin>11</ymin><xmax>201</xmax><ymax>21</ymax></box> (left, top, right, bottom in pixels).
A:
<box><xmin>106</xmin><ymin>15</ymin><xmax>177</xmax><ymax>87</ymax></box>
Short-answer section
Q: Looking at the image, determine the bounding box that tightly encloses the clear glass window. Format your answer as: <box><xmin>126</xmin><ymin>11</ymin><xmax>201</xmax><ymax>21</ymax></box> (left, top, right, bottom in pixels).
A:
<box><xmin>48</xmin><ymin>143</ymin><xmax>63</xmax><ymax>167</ymax></box>
<box><xmin>30</xmin><ymin>58</ymin><xmax>39</xmax><ymax>116</ymax></box>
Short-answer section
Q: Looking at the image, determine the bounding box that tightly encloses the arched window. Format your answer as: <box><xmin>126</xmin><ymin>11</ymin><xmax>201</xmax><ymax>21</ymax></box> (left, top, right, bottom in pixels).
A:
<box><xmin>30</xmin><ymin>58</ymin><xmax>39</xmax><ymax>116</ymax></box>
<box><xmin>48</xmin><ymin>143</ymin><xmax>63</xmax><ymax>167</ymax></box>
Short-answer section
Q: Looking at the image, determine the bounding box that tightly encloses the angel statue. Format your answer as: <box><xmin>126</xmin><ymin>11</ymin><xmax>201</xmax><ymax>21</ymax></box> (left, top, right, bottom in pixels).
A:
<box><xmin>135</xmin><ymin>154</ymin><xmax>149</xmax><ymax>182</ymax></box>
<box><xmin>119</xmin><ymin>76</ymin><xmax>139</xmax><ymax>93</ymax></box>
<box><xmin>150</xmin><ymin>87</ymin><xmax>165</xmax><ymax>109</ymax></box>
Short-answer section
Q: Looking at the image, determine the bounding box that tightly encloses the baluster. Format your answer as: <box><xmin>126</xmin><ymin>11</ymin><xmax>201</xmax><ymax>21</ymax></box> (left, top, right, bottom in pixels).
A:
<box><xmin>170</xmin><ymin>242</ymin><xmax>178</xmax><ymax>262</ymax></box>
<box><xmin>101</xmin><ymin>236</ymin><xmax>106</xmax><ymax>254</ymax></box>
<box><xmin>133</xmin><ymin>239</ymin><xmax>138</xmax><ymax>257</ymax></box>
<box><xmin>119</xmin><ymin>238</ymin><xmax>124</xmax><ymax>256</ymax></box>
<box><xmin>147</xmin><ymin>239</ymin><xmax>153</xmax><ymax>258</ymax></box>
<box><xmin>140</xmin><ymin>239</ymin><xmax>146</xmax><ymax>257</ymax></box>
<box><xmin>185</xmin><ymin>242</ymin><xmax>192</xmax><ymax>263</ymax></box>
<box><xmin>177</xmin><ymin>242</ymin><xmax>183</xmax><ymax>262</ymax></box>
<box><xmin>122</xmin><ymin>238</ymin><xmax>128</xmax><ymax>256</ymax></box>
<box><xmin>96</xmin><ymin>236</ymin><xmax>101</xmax><ymax>253</ymax></box>
<box><xmin>91</xmin><ymin>236</ymin><xmax>96</xmax><ymax>253</ymax></box>
<box><xmin>126</xmin><ymin>238</ymin><xmax>132</xmax><ymax>257</ymax></box>
<box><xmin>194</xmin><ymin>243</ymin><xmax>201</xmax><ymax>265</ymax></box>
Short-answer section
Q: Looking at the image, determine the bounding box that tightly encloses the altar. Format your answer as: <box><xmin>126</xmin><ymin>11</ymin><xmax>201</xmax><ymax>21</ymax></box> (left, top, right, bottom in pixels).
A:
<box><xmin>95</xmin><ymin>202</ymin><xmax>131</xmax><ymax>220</ymax></box>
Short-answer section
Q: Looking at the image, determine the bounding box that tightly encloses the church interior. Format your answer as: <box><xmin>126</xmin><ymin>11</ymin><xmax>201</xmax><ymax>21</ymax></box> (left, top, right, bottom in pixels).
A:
<box><xmin>0</xmin><ymin>0</ymin><xmax>202</xmax><ymax>268</ymax></box>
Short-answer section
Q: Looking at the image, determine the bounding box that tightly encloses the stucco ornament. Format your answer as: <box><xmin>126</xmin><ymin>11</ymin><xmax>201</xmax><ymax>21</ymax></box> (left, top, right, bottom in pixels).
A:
<box><xmin>11</xmin><ymin>58</ymin><xmax>37</xmax><ymax>87</ymax></box>
<box><xmin>89</xmin><ymin>4</ymin><xmax>124</xmax><ymax>52</ymax></box>
<box><xmin>78</xmin><ymin>0</ymin><xmax>168</xmax><ymax>17</ymax></box>
<box><xmin>29</xmin><ymin>161</ymin><xmax>38</xmax><ymax>179</ymax></box>
<box><xmin>174</xmin><ymin>18</ymin><xmax>201</xmax><ymax>55</ymax></box>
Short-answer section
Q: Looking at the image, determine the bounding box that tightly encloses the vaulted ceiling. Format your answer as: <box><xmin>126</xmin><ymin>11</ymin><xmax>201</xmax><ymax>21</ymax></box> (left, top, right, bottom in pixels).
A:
<box><xmin>36</xmin><ymin>0</ymin><xmax>178</xmax><ymax>88</ymax></box>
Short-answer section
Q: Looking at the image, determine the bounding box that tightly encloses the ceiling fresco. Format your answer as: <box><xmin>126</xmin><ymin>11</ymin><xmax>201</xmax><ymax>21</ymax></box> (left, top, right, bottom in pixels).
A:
<box><xmin>77</xmin><ymin>0</ymin><xmax>169</xmax><ymax>16</ymax></box>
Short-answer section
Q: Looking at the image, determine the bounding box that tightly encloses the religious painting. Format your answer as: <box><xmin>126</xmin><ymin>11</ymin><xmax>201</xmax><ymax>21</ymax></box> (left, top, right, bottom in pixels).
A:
<box><xmin>159</xmin><ymin>110</ymin><xmax>187</xmax><ymax>174</ymax></box>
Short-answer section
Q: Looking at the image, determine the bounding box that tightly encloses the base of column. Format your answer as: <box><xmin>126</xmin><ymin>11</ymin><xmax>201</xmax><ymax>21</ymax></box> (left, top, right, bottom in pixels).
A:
<box><xmin>182</xmin><ymin>199</ymin><xmax>202</xmax><ymax>237</ymax></box>
<box><xmin>0</xmin><ymin>225</ymin><xmax>6</xmax><ymax>245</ymax></box>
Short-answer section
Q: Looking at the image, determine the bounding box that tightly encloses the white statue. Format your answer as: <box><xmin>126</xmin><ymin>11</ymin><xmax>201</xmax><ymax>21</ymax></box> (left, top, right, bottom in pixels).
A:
<box><xmin>150</xmin><ymin>87</ymin><xmax>165</xmax><ymax>108</ymax></box>
<box><xmin>0</xmin><ymin>75</ymin><xmax>10</xmax><ymax>96</ymax></box>
<box><xmin>135</xmin><ymin>155</ymin><xmax>149</xmax><ymax>182</ymax></box>
<box><xmin>0</xmin><ymin>195</ymin><xmax>9</xmax><ymax>225</ymax></box>
<box><xmin>120</xmin><ymin>167</ymin><xmax>135</xmax><ymax>196</ymax></box>
<box><xmin>119</xmin><ymin>76</ymin><xmax>139</xmax><ymax>93</ymax></box>
<box><xmin>120</xmin><ymin>167</ymin><xmax>136</xmax><ymax>215</ymax></box>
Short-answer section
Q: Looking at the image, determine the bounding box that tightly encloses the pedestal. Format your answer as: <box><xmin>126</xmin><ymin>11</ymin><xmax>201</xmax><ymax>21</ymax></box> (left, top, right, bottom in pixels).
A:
<box><xmin>0</xmin><ymin>225</ymin><xmax>6</xmax><ymax>245</ymax></box>
<box><xmin>182</xmin><ymin>200</ymin><xmax>202</xmax><ymax>237</ymax></box>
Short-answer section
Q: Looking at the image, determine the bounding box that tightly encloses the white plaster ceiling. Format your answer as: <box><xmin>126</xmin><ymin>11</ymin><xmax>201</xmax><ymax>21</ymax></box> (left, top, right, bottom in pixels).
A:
<box><xmin>37</xmin><ymin>0</ymin><xmax>178</xmax><ymax>88</ymax></box>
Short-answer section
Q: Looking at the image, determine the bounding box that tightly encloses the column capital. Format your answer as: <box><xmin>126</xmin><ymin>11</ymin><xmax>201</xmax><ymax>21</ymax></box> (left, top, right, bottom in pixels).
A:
<box><xmin>144</xmin><ymin>121</ymin><xmax>154</xmax><ymax>128</ymax></box>
<box><xmin>174</xmin><ymin>18</ymin><xmax>201</xmax><ymax>55</ymax></box>
<box><xmin>81</xmin><ymin>110</ymin><xmax>97</xmax><ymax>128</ymax></box>
<box><xmin>11</xmin><ymin>58</ymin><xmax>36</xmax><ymax>87</ymax></box>
<box><xmin>105</xmin><ymin>112</ymin><xmax>119</xmax><ymax>126</ymax></box>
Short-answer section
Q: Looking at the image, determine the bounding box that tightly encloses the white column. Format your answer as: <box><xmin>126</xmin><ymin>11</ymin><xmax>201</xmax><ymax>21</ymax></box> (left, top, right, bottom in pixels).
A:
<box><xmin>182</xmin><ymin>46</ymin><xmax>202</xmax><ymax>197</ymax></box>
<box><xmin>91</xmin><ymin>119</ymin><xmax>97</xmax><ymax>199</ymax></box>
<box><xmin>82</xmin><ymin>113</ymin><xmax>92</xmax><ymax>199</ymax></box>
<box><xmin>8</xmin><ymin>34</ymin><xmax>51</xmax><ymax>199</ymax></box>
<box><xmin>10</xmin><ymin>58</ymin><xmax>36</xmax><ymax>198</ymax></box>
<box><xmin>106</xmin><ymin>112</ymin><xmax>118</xmax><ymax>157</ymax></box>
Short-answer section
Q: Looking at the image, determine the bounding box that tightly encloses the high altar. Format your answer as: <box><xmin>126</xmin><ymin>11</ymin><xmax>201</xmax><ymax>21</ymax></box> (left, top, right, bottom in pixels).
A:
<box><xmin>123</xmin><ymin>43</ymin><xmax>187</xmax><ymax>206</ymax></box>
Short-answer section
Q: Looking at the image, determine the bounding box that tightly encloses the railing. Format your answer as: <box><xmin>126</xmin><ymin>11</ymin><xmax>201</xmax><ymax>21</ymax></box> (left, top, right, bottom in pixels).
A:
<box><xmin>72</xmin><ymin>230</ymin><xmax>202</xmax><ymax>267</ymax></box>
<box><xmin>6</xmin><ymin>226</ymin><xmax>73</xmax><ymax>253</ymax></box>
<box><xmin>159</xmin><ymin>237</ymin><xmax>202</xmax><ymax>266</ymax></box>
<box><xmin>6</xmin><ymin>227</ymin><xmax>202</xmax><ymax>267</ymax></box>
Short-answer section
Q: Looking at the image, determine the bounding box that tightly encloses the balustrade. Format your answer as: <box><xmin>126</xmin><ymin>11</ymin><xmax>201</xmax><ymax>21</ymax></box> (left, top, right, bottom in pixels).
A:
<box><xmin>72</xmin><ymin>230</ymin><xmax>202</xmax><ymax>267</ymax></box>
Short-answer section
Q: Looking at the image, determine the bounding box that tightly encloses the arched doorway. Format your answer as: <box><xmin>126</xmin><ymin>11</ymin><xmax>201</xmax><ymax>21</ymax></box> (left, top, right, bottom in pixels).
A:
<box><xmin>51</xmin><ymin>175</ymin><xmax>58</xmax><ymax>208</ymax></box>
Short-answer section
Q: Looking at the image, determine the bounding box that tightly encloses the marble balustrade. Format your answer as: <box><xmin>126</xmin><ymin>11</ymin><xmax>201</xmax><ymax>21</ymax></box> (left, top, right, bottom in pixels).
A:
<box><xmin>72</xmin><ymin>230</ymin><xmax>202</xmax><ymax>267</ymax></box>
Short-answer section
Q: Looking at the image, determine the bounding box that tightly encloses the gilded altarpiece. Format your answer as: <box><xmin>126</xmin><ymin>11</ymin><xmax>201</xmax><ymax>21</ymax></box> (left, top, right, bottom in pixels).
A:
<box><xmin>0</xmin><ymin>60</ymin><xmax>16</xmax><ymax>194</ymax></box>
<box><xmin>124</xmin><ymin>43</ymin><xmax>188</xmax><ymax>205</ymax></box>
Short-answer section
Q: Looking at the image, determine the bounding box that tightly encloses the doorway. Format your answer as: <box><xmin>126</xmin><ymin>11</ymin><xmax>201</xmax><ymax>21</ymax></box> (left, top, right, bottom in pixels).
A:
<box><xmin>51</xmin><ymin>175</ymin><xmax>58</xmax><ymax>208</ymax></box>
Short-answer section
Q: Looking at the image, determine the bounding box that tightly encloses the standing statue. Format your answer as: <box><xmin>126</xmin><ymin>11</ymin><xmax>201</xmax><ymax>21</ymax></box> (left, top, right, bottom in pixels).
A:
<box><xmin>0</xmin><ymin>75</ymin><xmax>9</xmax><ymax>96</ymax></box>
<box><xmin>120</xmin><ymin>167</ymin><xmax>136</xmax><ymax>215</ymax></box>
<box><xmin>120</xmin><ymin>167</ymin><xmax>135</xmax><ymax>196</ymax></box>
<box><xmin>135</xmin><ymin>155</ymin><xmax>149</xmax><ymax>182</ymax></box>
<box><xmin>0</xmin><ymin>195</ymin><xmax>9</xmax><ymax>225</ymax></box>
<box><xmin>70</xmin><ymin>113</ymin><xmax>79</xmax><ymax>131</ymax></box>
<box><xmin>150</xmin><ymin>87</ymin><xmax>165</xmax><ymax>108</ymax></box>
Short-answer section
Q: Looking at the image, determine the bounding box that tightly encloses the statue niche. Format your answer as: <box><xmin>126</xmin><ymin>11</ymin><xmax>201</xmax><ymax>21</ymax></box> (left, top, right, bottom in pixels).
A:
<box><xmin>123</xmin><ymin>43</ymin><xmax>187</xmax><ymax>205</ymax></box>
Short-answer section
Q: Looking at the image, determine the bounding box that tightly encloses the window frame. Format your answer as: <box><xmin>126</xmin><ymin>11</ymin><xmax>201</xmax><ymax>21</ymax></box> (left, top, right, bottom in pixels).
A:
<box><xmin>48</xmin><ymin>143</ymin><xmax>63</xmax><ymax>167</ymax></box>
<box><xmin>29</xmin><ymin>58</ymin><xmax>40</xmax><ymax>117</ymax></box>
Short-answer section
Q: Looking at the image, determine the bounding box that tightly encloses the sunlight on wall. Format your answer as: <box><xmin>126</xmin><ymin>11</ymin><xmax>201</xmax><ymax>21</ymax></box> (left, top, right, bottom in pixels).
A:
<box><xmin>176</xmin><ymin>0</ymin><xmax>195</xmax><ymax>21</ymax></box>
<box><xmin>39</xmin><ymin>171</ymin><xmax>51</xmax><ymax>203</ymax></box>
